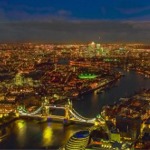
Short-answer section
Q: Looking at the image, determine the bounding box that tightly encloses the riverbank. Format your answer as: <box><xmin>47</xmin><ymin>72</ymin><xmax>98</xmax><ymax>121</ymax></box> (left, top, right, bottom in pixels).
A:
<box><xmin>0</xmin><ymin>116</ymin><xmax>19</xmax><ymax>128</ymax></box>
<box><xmin>0</xmin><ymin>127</ymin><xmax>9</xmax><ymax>141</ymax></box>
<box><xmin>65</xmin><ymin>73</ymin><xmax>123</xmax><ymax>101</ymax></box>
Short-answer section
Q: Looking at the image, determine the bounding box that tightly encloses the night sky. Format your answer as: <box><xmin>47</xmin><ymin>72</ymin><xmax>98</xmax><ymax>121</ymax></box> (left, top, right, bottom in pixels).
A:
<box><xmin>0</xmin><ymin>0</ymin><xmax>150</xmax><ymax>43</ymax></box>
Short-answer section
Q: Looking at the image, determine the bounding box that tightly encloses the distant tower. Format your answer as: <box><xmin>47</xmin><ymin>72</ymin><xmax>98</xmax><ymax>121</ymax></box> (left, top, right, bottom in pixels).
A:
<box><xmin>90</xmin><ymin>41</ymin><xmax>96</xmax><ymax>48</ymax></box>
<box><xmin>54</xmin><ymin>64</ymin><xmax>57</xmax><ymax>71</ymax></box>
<box><xmin>73</xmin><ymin>66</ymin><xmax>76</xmax><ymax>72</ymax></box>
<box><xmin>14</xmin><ymin>73</ymin><xmax>24</xmax><ymax>86</ymax></box>
<box><xmin>96</xmin><ymin>43</ymin><xmax>100</xmax><ymax>49</ymax></box>
<box><xmin>53</xmin><ymin>51</ymin><xmax>57</xmax><ymax>71</ymax></box>
<box><xmin>87</xmin><ymin>41</ymin><xmax>97</xmax><ymax>57</ymax></box>
<box><xmin>25</xmin><ymin>78</ymin><xmax>33</xmax><ymax>86</ymax></box>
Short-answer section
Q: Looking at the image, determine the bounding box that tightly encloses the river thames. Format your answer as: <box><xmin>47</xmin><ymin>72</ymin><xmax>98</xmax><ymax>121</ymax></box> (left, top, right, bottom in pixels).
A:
<box><xmin>0</xmin><ymin>70</ymin><xmax>150</xmax><ymax>149</ymax></box>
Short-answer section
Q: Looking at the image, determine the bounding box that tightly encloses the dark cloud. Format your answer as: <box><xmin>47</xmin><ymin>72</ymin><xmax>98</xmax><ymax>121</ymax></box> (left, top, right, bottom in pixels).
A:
<box><xmin>117</xmin><ymin>6</ymin><xmax>150</xmax><ymax>15</ymax></box>
<box><xmin>0</xmin><ymin>21</ymin><xmax>149</xmax><ymax>43</ymax></box>
<box><xmin>0</xmin><ymin>0</ymin><xmax>150</xmax><ymax>21</ymax></box>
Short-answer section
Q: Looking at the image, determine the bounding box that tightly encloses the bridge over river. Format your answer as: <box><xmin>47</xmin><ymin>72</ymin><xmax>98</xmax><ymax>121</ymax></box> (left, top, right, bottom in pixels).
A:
<box><xmin>17</xmin><ymin>99</ymin><xmax>105</xmax><ymax>125</ymax></box>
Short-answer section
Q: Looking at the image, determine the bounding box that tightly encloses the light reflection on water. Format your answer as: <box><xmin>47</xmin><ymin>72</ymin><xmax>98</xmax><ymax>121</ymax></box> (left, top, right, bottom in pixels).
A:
<box><xmin>42</xmin><ymin>126</ymin><xmax>53</xmax><ymax>146</ymax></box>
<box><xmin>14</xmin><ymin>120</ymin><xmax>27</xmax><ymax>147</ymax></box>
<box><xmin>73</xmin><ymin>70</ymin><xmax>150</xmax><ymax>117</ymax></box>
<box><xmin>1</xmin><ymin>121</ymin><xmax>90</xmax><ymax>149</ymax></box>
<box><xmin>0</xmin><ymin>70</ymin><xmax>150</xmax><ymax>149</ymax></box>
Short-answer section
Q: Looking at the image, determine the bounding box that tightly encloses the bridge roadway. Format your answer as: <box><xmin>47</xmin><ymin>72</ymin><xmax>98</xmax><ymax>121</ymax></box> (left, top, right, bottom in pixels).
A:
<box><xmin>19</xmin><ymin>113</ymin><xmax>95</xmax><ymax>124</ymax></box>
<box><xmin>20</xmin><ymin>114</ymin><xmax>65</xmax><ymax>120</ymax></box>
<box><xmin>48</xmin><ymin>105</ymin><xmax>66</xmax><ymax>110</ymax></box>
<box><xmin>17</xmin><ymin>103</ymin><xmax>104</xmax><ymax>124</ymax></box>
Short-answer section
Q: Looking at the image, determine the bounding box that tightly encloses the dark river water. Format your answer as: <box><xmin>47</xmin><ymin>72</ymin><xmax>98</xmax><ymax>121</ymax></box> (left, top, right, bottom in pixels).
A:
<box><xmin>0</xmin><ymin>70</ymin><xmax>150</xmax><ymax>149</ymax></box>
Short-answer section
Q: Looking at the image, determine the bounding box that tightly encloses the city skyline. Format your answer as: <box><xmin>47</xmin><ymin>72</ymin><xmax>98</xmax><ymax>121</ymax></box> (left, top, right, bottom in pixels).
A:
<box><xmin>0</xmin><ymin>0</ymin><xmax>150</xmax><ymax>43</ymax></box>
<box><xmin>0</xmin><ymin>42</ymin><xmax>150</xmax><ymax>149</ymax></box>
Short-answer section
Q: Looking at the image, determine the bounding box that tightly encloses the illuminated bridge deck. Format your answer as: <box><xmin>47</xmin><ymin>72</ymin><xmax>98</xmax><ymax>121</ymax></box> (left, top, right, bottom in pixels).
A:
<box><xmin>17</xmin><ymin>102</ymin><xmax>105</xmax><ymax>125</ymax></box>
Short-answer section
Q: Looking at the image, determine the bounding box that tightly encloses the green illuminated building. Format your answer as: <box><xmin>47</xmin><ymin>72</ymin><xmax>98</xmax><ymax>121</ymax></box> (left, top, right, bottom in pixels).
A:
<box><xmin>78</xmin><ymin>74</ymin><xmax>97</xmax><ymax>79</ymax></box>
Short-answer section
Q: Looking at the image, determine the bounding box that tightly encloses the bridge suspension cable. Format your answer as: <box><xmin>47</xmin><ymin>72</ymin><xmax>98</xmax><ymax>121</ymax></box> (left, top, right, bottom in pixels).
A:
<box><xmin>69</xmin><ymin>109</ymin><xmax>95</xmax><ymax>123</ymax></box>
<box><xmin>69</xmin><ymin>110</ymin><xmax>87</xmax><ymax>122</ymax></box>
<box><xmin>71</xmin><ymin>108</ymin><xmax>95</xmax><ymax>121</ymax></box>
<box><xmin>19</xmin><ymin>106</ymin><xmax>43</xmax><ymax>116</ymax></box>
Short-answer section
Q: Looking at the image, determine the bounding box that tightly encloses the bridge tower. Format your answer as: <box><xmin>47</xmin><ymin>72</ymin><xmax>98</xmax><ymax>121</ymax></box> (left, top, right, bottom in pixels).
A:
<box><xmin>41</xmin><ymin>97</ymin><xmax>50</xmax><ymax>116</ymax></box>
<box><xmin>64</xmin><ymin>99</ymin><xmax>72</xmax><ymax>120</ymax></box>
<box><xmin>65</xmin><ymin>105</ymin><xmax>70</xmax><ymax>120</ymax></box>
<box><xmin>67</xmin><ymin>99</ymin><xmax>72</xmax><ymax>109</ymax></box>
<box><xmin>42</xmin><ymin>105</ymin><xmax>50</xmax><ymax>116</ymax></box>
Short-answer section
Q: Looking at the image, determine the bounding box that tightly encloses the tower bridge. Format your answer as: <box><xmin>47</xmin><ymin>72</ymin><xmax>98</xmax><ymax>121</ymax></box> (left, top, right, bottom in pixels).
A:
<box><xmin>17</xmin><ymin>99</ymin><xmax>105</xmax><ymax>125</ymax></box>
